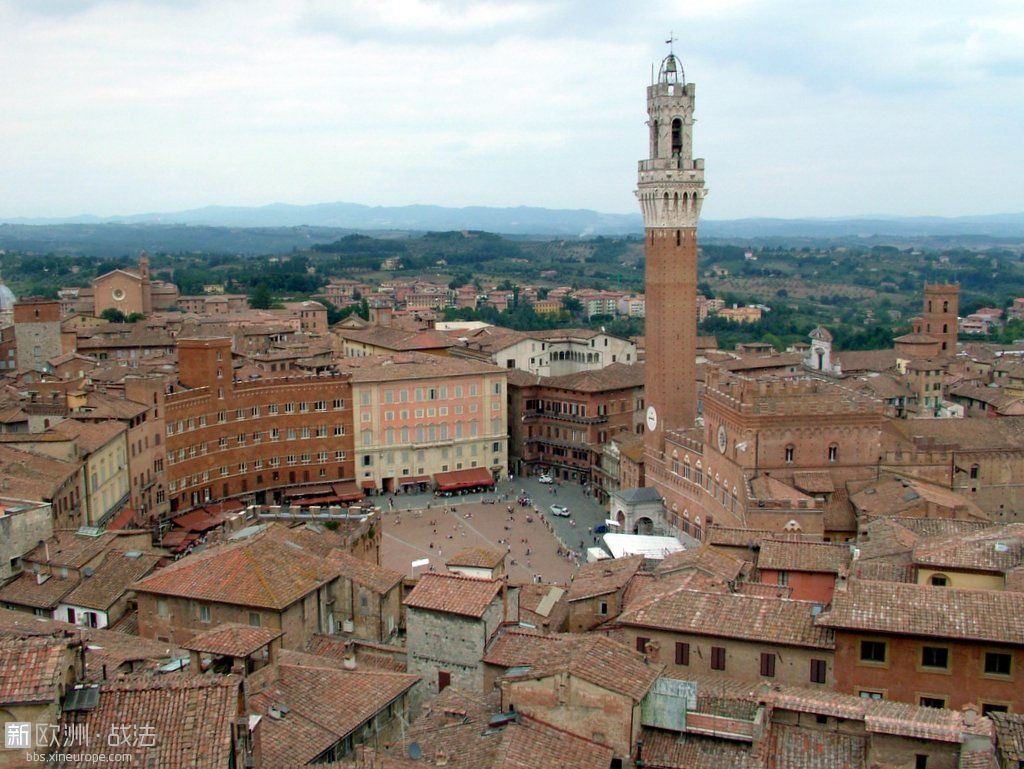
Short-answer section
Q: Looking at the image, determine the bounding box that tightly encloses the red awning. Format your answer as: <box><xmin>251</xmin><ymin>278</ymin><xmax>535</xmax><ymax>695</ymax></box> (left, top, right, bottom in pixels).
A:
<box><xmin>160</xmin><ymin>529</ymin><xmax>199</xmax><ymax>553</ymax></box>
<box><xmin>332</xmin><ymin>482</ymin><xmax>364</xmax><ymax>502</ymax></box>
<box><xmin>399</xmin><ymin>475</ymin><xmax>430</xmax><ymax>485</ymax></box>
<box><xmin>284</xmin><ymin>484</ymin><xmax>335</xmax><ymax>499</ymax></box>
<box><xmin>107</xmin><ymin>506</ymin><xmax>138</xmax><ymax>530</ymax></box>
<box><xmin>201</xmin><ymin>499</ymin><xmax>245</xmax><ymax>515</ymax></box>
<box><xmin>361</xmin><ymin>480</ymin><xmax>377</xmax><ymax>489</ymax></box>
<box><xmin>171</xmin><ymin>509</ymin><xmax>223</xmax><ymax>533</ymax></box>
<box><xmin>294</xmin><ymin>495</ymin><xmax>342</xmax><ymax>507</ymax></box>
<box><xmin>433</xmin><ymin>467</ymin><xmax>495</xmax><ymax>491</ymax></box>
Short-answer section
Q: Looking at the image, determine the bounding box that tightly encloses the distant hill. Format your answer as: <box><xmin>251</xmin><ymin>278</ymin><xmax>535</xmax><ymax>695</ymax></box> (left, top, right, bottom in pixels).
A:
<box><xmin>2</xmin><ymin>204</ymin><xmax>1024</xmax><ymax>256</ymax></box>
<box><xmin>1</xmin><ymin>202</ymin><xmax>644</xmax><ymax>237</ymax></box>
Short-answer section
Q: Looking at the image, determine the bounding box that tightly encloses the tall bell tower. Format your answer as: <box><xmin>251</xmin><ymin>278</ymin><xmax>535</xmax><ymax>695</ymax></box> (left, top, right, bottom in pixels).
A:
<box><xmin>637</xmin><ymin>49</ymin><xmax>707</xmax><ymax>458</ymax></box>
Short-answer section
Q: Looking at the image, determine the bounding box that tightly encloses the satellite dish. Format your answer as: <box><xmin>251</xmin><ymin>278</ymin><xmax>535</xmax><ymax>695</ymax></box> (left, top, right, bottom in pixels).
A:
<box><xmin>408</xmin><ymin>742</ymin><xmax>422</xmax><ymax>760</ymax></box>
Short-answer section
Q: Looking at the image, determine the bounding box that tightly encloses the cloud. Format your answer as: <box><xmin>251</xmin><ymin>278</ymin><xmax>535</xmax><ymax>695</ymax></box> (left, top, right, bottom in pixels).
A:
<box><xmin>0</xmin><ymin>0</ymin><xmax>1021</xmax><ymax>218</ymax></box>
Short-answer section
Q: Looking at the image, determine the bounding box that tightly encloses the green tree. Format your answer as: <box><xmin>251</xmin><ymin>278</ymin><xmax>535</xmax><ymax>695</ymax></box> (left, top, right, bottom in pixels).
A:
<box><xmin>562</xmin><ymin>296</ymin><xmax>583</xmax><ymax>316</ymax></box>
<box><xmin>249</xmin><ymin>284</ymin><xmax>273</xmax><ymax>309</ymax></box>
<box><xmin>100</xmin><ymin>308</ymin><xmax>127</xmax><ymax>323</ymax></box>
<box><xmin>126</xmin><ymin>312</ymin><xmax>145</xmax><ymax>323</ymax></box>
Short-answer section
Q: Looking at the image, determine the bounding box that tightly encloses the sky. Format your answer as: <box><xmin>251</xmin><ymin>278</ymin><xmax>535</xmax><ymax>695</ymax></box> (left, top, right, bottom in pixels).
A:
<box><xmin>1</xmin><ymin>0</ymin><xmax>1023</xmax><ymax>220</ymax></box>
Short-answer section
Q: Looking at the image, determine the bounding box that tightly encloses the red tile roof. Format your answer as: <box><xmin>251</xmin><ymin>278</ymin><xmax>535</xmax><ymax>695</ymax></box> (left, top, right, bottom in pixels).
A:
<box><xmin>326</xmin><ymin>548</ymin><xmax>404</xmax><ymax>594</ymax></box>
<box><xmin>512</xmin><ymin>635</ymin><xmax>663</xmax><ymax>703</ymax></box>
<box><xmin>133</xmin><ymin>526</ymin><xmax>336</xmax><ymax>610</ymax></box>
<box><xmin>249</xmin><ymin>664</ymin><xmax>419</xmax><ymax>767</ymax></box>
<box><xmin>0</xmin><ymin>636</ymin><xmax>73</xmax><ymax>705</ymax></box>
<box><xmin>566</xmin><ymin>554</ymin><xmax>644</xmax><ymax>602</ymax></box>
<box><xmin>404</xmin><ymin>572</ymin><xmax>504</xmax><ymax>618</ymax></box>
<box><xmin>63</xmin><ymin>551</ymin><xmax>161</xmax><ymax>611</ymax></box>
<box><xmin>446</xmin><ymin>546</ymin><xmax>506</xmax><ymax>570</ymax></box>
<box><xmin>57</xmin><ymin>675</ymin><xmax>241</xmax><ymax>769</ymax></box>
<box><xmin>817</xmin><ymin>579</ymin><xmax>1024</xmax><ymax>644</ymax></box>
<box><xmin>182</xmin><ymin>623</ymin><xmax>283</xmax><ymax>657</ymax></box>
<box><xmin>756</xmin><ymin>539</ymin><xmax>851</xmax><ymax>574</ymax></box>
<box><xmin>619</xmin><ymin>588</ymin><xmax>835</xmax><ymax>650</ymax></box>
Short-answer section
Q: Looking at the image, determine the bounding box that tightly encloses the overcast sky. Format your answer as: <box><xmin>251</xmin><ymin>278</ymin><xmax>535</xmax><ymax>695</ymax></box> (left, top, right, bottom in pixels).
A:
<box><xmin>2</xmin><ymin>0</ymin><xmax>1022</xmax><ymax>220</ymax></box>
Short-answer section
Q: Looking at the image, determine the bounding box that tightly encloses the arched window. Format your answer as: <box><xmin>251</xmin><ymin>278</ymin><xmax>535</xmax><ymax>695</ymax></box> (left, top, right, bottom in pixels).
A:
<box><xmin>785</xmin><ymin>444</ymin><xmax>795</xmax><ymax>463</ymax></box>
<box><xmin>828</xmin><ymin>444</ymin><xmax>838</xmax><ymax>463</ymax></box>
<box><xmin>671</xmin><ymin>118</ymin><xmax>683</xmax><ymax>156</ymax></box>
<box><xmin>969</xmin><ymin>464</ymin><xmax>979</xmax><ymax>479</ymax></box>
<box><xmin>928</xmin><ymin>300</ymin><xmax>932</xmax><ymax>312</ymax></box>
<box><xmin>943</xmin><ymin>300</ymin><xmax>949</xmax><ymax>312</ymax></box>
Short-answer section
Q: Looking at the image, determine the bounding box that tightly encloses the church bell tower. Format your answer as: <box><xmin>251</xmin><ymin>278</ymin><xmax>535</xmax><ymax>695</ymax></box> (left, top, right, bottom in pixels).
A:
<box><xmin>638</xmin><ymin>49</ymin><xmax>707</xmax><ymax>457</ymax></box>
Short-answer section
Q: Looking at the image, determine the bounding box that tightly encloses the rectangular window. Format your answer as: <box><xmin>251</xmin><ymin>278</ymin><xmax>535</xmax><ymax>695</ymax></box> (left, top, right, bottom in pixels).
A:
<box><xmin>810</xmin><ymin>659</ymin><xmax>827</xmax><ymax>684</ymax></box>
<box><xmin>635</xmin><ymin>636</ymin><xmax>650</xmax><ymax>653</ymax></box>
<box><xmin>982</xmin><ymin>703</ymin><xmax>1009</xmax><ymax>716</ymax></box>
<box><xmin>760</xmin><ymin>652</ymin><xmax>776</xmax><ymax>678</ymax></box>
<box><xmin>199</xmin><ymin>605</ymin><xmax>211</xmax><ymax>623</ymax></box>
<box><xmin>921</xmin><ymin>646</ymin><xmax>949</xmax><ymax>670</ymax></box>
<box><xmin>675</xmin><ymin>642</ymin><xmax>690</xmax><ymax>666</ymax></box>
<box><xmin>984</xmin><ymin>652</ymin><xmax>1012</xmax><ymax>676</ymax></box>
<box><xmin>598</xmin><ymin>601</ymin><xmax>608</xmax><ymax>616</ymax></box>
<box><xmin>919</xmin><ymin>696</ymin><xmax>946</xmax><ymax>709</ymax></box>
<box><xmin>860</xmin><ymin>640</ymin><xmax>886</xmax><ymax>664</ymax></box>
<box><xmin>249</xmin><ymin>612</ymin><xmax>261</xmax><ymax>627</ymax></box>
<box><xmin>710</xmin><ymin>646</ymin><xmax>726</xmax><ymax>671</ymax></box>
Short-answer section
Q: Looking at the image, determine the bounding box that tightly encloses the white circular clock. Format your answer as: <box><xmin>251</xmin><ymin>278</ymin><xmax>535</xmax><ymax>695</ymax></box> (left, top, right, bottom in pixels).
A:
<box><xmin>717</xmin><ymin>424</ymin><xmax>728</xmax><ymax>453</ymax></box>
<box><xmin>646</xmin><ymin>406</ymin><xmax>658</xmax><ymax>432</ymax></box>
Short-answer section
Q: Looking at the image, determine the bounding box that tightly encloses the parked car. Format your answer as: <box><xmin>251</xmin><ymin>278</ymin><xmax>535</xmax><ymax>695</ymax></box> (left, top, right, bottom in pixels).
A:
<box><xmin>550</xmin><ymin>504</ymin><xmax>570</xmax><ymax>517</ymax></box>
<box><xmin>538</xmin><ymin>474</ymin><xmax>553</xmax><ymax>484</ymax></box>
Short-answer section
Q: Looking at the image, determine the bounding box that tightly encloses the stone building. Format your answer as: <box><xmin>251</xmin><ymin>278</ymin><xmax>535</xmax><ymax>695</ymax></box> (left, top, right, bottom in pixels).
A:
<box><xmin>404</xmin><ymin>572</ymin><xmax>518</xmax><ymax>701</ymax></box>
<box><xmin>13</xmin><ymin>298</ymin><xmax>62</xmax><ymax>373</ymax></box>
<box><xmin>0</xmin><ymin>498</ymin><xmax>53</xmax><ymax>583</ymax></box>
<box><xmin>54</xmin><ymin>419</ymin><xmax>130</xmax><ymax>527</ymax></box>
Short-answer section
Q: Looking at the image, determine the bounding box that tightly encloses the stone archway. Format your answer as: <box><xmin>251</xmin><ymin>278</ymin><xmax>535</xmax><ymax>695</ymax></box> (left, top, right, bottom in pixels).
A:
<box><xmin>635</xmin><ymin>516</ymin><xmax>654</xmax><ymax>535</ymax></box>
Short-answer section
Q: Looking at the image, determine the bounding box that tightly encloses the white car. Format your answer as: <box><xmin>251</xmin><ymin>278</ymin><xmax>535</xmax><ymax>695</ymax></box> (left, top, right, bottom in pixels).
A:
<box><xmin>550</xmin><ymin>504</ymin><xmax>570</xmax><ymax>517</ymax></box>
<box><xmin>538</xmin><ymin>474</ymin><xmax>553</xmax><ymax>484</ymax></box>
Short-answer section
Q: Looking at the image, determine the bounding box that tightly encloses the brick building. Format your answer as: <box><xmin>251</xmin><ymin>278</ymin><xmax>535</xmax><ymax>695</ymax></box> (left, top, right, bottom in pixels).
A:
<box><xmin>164</xmin><ymin>337</ymin><xmax>357</xmax><ymax>512</ymax></box>
<box><xmin>818</xmin><ymin>579</ymin><xmax>1024</xmax><ymax>714</ymax></box>
<box><xmin>508</xmin><ymin>362</ymin><xmax>645</xmax><ymax>483</ymax></box>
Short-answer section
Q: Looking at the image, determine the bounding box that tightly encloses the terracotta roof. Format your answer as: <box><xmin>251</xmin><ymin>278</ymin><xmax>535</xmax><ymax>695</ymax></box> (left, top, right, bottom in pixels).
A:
<box><xmin>57</xmin><ymin>675</ymin><xmax>241</xmax><ymax>769</ymax></box>
<box><xmin>182</xmin><ymin>623</ymin><xmax>283</xmax><ymax>657</ymax></box>
<box><xmin>404</xmin><ymin>572</ymin><xmax>504</xmax><ymax>618</ymax></box>
<box><xmin>756</xmin><ymin>539</ymin><xmax>851</xmax><ymax>574</ymax></box>
<box><xmin>817</xmin><ymin>579</ymin><xmax>1024</xmax><ymax>644</ymax></box>
<box><xmin>26</xmin><ymin>530</ymin><xmax>128</xmax><ymax>569</ymax></box>
<box><xmin>62</xmin><ymin>550</ymin><xmax>160</xmax><ymax>611</ymax></box>
<box><xmin>769</xmin><ymin>723</ymin><xmax>865</xmax><ymax>769</ymax></box>
<box><xmin>833</xmin><ymin>348</ymin><xmax>899</xmax><ymax>373</ymax></box>
<box><xmin>850</xmin><ymin>476</ymin><xmax>986</xmax><ymax>519</ymax></box>
<box><xmin>619</xmin><ymin>588</ymin><xmax>835</xmax><ymax>649</ymax></box>
<box><xmin>888</xmin><ymin>415</ymin><xmax>1024</xmax><ymax>452</ymax></box>
<box><xmin>0</xmin><ymin>636</ymin><xmax>73</xmax><ymax>705</ymax></box>
<box><xmin>0</xmin><ymin>443</ymin><xmax>81</xmax><ymax>502</ymax></box>
<box><xmin>53</xmin><ymin>418</ymin><xmax>126</xmax><ymax>453</ymax></box>
<box><xmin>513</xmin><ymin>635</ymin><xmax>663</xmax><ymax>702</ymax></box>
<box><xmin>326</xmin><ymin>548</ymin><xmax>404</xmax><ymax>594</ymax></box>
<box><xmin>791</xmin><ymin>471</ymin><xmax>835</xmax><ymax>494</ymax></box>
<box><xmin>540</xmin><ymin>362</ymin><xmax>645</xmax><ymax>393</ymax></box>
<box><xmin>911</xmin><ymin>523</ymin><xmax>1024</xmax><ymax>573</ymax></box>
<box><xmin>654</xmin><ymin>545</ymin><xmax>747</xmax><ymax>581</ymax></box>
<box><xmin>445</xmin><ymin>546</ymin><xmax>506</xmax><ymax>570</ymax></box>
<box><xmin>517</xmin><ymin>583</ymin><xmax>568</xmax><ymax>630</ymax></box>
<box><xmin>640</xmin><ymin>729</ymin><xmax>759</xmax><ymax>769</ymax></box>
<box><xmin>334</xmin><ymin>350</ymin><xmax>503</xmax><ymax>381</ymax></box>
<box><xmin>364</xmin><ymin>686</ymin><xmax>613</xmax><ymax>769</ymax></box>
<box><xmin>706</xmin><ymin>527</ymin><xmax>772</xmax><ymax>548</ymax></box>
<box><xmin>566</xmin><ymin>554</ymin><xmax>644</xmax><ymax>602</ymax></box>
<box><xmin>333</xmin><ymin>326</ymin><xmax>456</xmax><ymax>351</ymax></box>
<box><xmin>992</xmin><ymin>712</ymin><xmax>1024</xmax><ymax>762</ymax></box>
<box><xmin>249</xmin><ymin>664</ymin><xmax>418</xmax><ymax>768</ymax></box>
<box><xmin>133</xmin><ymin>525</ymin><xmax>337</xmax><ymax>610</ymax></box>
<box><xmin>482</xmin><ymin>629</ymin><xmax>577</xmax><ymax>668</ymax></box>
<box><xmin>303</xmin><ymin>634</ymin><xmax>408</xmax><ymax>673</ymax></box>
<box><xmin>0</xmin><ymin>569</ymin><xmax>79</xmax><ymax>609</ymax></box>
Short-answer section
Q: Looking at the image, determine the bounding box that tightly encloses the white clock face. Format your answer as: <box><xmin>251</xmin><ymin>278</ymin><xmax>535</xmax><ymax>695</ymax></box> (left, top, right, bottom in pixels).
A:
<box><xmin>717</xmin><ymin>424</ymin><xmax>728</xmax><ymax>453</ymax></box>
<box><xmin>646</xmin><ymin>406</ymin><xmax>658</xmax><ymax>432</ymax></box>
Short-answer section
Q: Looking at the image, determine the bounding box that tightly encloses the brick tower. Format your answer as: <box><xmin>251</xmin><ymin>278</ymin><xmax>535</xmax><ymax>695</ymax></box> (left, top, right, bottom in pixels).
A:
<box><xmin>637</xmin><ymin>50</ymin><xmax>707</xmax><ymax>458</ymax></box>
<box><xmin>921</xmin><ymin>283</ymin><xmax>959</xmax><ymax>356</ymax></box>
